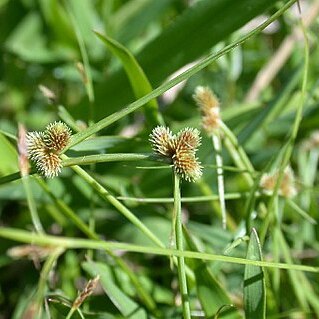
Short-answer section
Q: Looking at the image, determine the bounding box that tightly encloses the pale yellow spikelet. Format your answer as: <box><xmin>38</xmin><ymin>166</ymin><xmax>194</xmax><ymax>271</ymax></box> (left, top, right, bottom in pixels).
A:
<box><xmin>193</xmin><ymin>86</ymin><xmax>219</xmax><ymax>112</ymax></box>
<box><xmin>175</xmin><ymin>127</ymin><xmax>201</xmax><ymax>151</ymax></box>
<box><xmin>302</xmin><ymin>130</ymin><xmax>319</xmax><ymax>150</ymax></box>
<box><xmin>26</xmin><ymin>121</ymin><xmax>71</xmax><ymax>178</ymax></box>
<box><xmin>193</xmin><ymin>86</ymin><xmax>221</xmax><ymax>134</ymax></box>
<box><xmin>260</xmin><ymin>166</ymin><xmax>297</xmax><ymax>198</ymax></box>
<box><xmin>149</xmin><ymin>126</ymin><xmax>175</xmax><ymax>157</ymax></box>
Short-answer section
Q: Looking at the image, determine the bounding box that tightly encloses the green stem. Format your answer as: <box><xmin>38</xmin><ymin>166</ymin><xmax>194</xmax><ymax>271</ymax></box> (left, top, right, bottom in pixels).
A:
<box><xmin>220</xmin><ymin>122</ymin><xmax>255</xmax><ymax>187</ymax></box>
<box><xmin>63</xmin><ymin>0</ymin><xmax>297</xmax><ymax>152</ymax></box>
<box><xmin>35</xmin><ymin>247</ymin><xmax>64</xmax><ymax>319</ymax></box>
<box><xmin>174</xmin><ymin>173</ymin><xmax>191</xmax><ymax>319</ymax></box>
<box><xmin>117</xmin><ymin>191</ymin><xmax>261</xmax><ymax>203</ymax></box>
<box><xmin>65</xmin><ymin>156</ymin><xmax>164</xmax><ymax>248</ymax></box>
<box><xmin>211</xmin><ymin>133</ymin><xmax>227</xmax><ymax>229</ymax></box>
<box><xmin>22</xmin><ymin>175</ymin><xmax>44</xmax><ymax>234</ymax></box>
<box><xmin>0</xmin><ymin>227</ymin><xmax>317</xmax><ymax>272</ymax></box>
<box><xmin>62</xmin><ymin>153</ymin><xmax>156</xmax><ymax>167</ymax></box>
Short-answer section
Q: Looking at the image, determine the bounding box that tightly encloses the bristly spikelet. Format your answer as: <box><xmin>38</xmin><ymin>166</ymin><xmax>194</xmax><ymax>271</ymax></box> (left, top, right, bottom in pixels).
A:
<box><xmin>260</xmin><ymin>166</ymin><xmax>297</xmax><ymax>198</ymax></box>
<box><xmin>149</xmin><ymin>126</ymin><xmax>175</xmax><ymax>157</ymax></box>
<box><xmin>193</xmin><ymin>86</ymin><xmax>219</xmax><ymax>112</ymax></box>
<box><xmin>193</xmin><ymin>86</ymin><xmax>221</xmax><ymax>134</ymax></box>
<box><xmin>73</xmin><ymin>276</ymin><xmax>100</xmax><ymax>310</ymax></box>
<box><xmin>175</xmin><ymin>128</ymin><xmax>201</xmax><ymax>151</ymax></box>
<box><xmin>44</xmin><ymin>121</ymin><xmax>72</xmax><ymax>152</ymax></box>
<box><xmin>26</xmin><ymin>121</ymin><xmax>71</xmax><ymax>178</ymax></box>
<box><xmin>149</xmin><ymin>126</ymin><xmax>202</xmax><ymax>182</ymax></box>
<box><xmin>173</xmin><ymin>150</ymin><xmax>202</xmax><ymax>182</ymax></box>
<box><xmin>36</xmin><ymin>152</ymin><xmax>62</xmax><ymax>178</ymax></box>
<box><xmin>26</xmin><ymin>132</ymin><xmax>47</xmax><ymax>161</ymax></box>
<box><xmin>302</xmin><ymin>130</ymin><xmax>319</xmax><ymax>150</ymax></box>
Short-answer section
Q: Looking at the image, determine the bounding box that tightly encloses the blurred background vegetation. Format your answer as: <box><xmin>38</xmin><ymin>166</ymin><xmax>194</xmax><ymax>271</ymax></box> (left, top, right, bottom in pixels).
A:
<box><xmin>0</xmin><ymin>0</ymin><xmax>319</xmax><ymax>318</ymax></box>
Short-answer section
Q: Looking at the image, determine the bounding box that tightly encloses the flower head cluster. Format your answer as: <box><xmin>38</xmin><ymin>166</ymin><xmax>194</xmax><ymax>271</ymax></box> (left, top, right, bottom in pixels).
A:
<box><xmin>260</xmin><ymin>166</ymin><xmax>297</xmax><ymax>198</ymax></box>
<box><xmin>27</xmin><ymin>121</ymin><xmax>71</xmax><ymax>178</ymax></box>
<box><xmin>193</xmin><ymin>86</ymin><xmax>221</xmax><ymax>135</ymax></box>
<box><xmin>150</xmin><ymin>126</ymin><xmax>202</xmax><ymax>182</ymax></box>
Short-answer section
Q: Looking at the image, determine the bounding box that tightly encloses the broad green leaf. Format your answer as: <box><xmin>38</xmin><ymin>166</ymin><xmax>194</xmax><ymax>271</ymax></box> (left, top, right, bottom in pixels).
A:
<box><xmin>94</xmin><ymin>31</ymin><xmax>164</xmax><ymax>126</ymax></box>
<box><xmin>244</xmin><ymin>228</ymin><xmax>266</xmax><ymax>319</ymax></box>
<box><xmin>83</xmin><ymin>260</ymin><xmax>148</xmax><ymax>319</ymax></box>
<box><xmin>93</xmin><ymin>0</ymin><xmax>279</xmax><ymax>119</ymax></box>
<box><xmin>184</xmin><ymin>227</ymin><xmax>241</xmax><ymax>319</ymax></box>
<box><xmin>0</xmin><ymin>132</ymin><xmax>18</xmax><ymax>176</ymax></box>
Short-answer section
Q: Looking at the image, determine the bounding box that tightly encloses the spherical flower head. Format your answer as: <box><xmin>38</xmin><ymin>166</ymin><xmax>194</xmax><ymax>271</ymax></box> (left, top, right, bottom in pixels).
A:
<box><xmin>173</xmin><ymin>150</ymin><xmax>202</xmax><ymax>182</ymax></box>
<box><xmin>149</xmin><ymin>126</ymin><xmax>202</xmax><ymax>182</ymax></box>
<box><xmin>44</xmin><ymin>121</ymin><xmax>72</xmax><ymax>152</ymax></box>
<box><xmin>193</xmin><ymin>86</ymin><xmax>221</xmax><ymax>134</ymax></box>
<box><xmin>175</xmin><ymin>127</ymin><xmax>201</xmax><ymax>151</ymax></box>
<box><xmin>26</xmin><ymin>121</ymin><xmax>71</xmax><ymax>178</ymax></box>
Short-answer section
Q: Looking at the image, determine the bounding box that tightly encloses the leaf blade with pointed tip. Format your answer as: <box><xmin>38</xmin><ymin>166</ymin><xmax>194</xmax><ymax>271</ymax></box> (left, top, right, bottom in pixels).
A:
<box><xmin>244</xmin><ymin>228</ymin><xmax>266</xmax><ymax>319</ymax></box>
<box><xmin>94</xmin><ymin>31</ymin><xmax>164</xmax><ymax>127</ymax></box>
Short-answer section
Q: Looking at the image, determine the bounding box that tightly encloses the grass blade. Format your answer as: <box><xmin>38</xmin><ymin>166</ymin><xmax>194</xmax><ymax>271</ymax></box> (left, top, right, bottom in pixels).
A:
<box><xmin>244</xmin><ymin>228</ymin><xmax>266</xmax><ymax>319</ymax></box>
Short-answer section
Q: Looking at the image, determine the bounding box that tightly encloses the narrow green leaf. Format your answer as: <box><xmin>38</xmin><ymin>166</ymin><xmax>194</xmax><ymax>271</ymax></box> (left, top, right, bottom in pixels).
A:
<box><xmin>94</xmin><ymin>31</ymin><xmax>163</xmax><ymax>126</ymax></box>
<box><xmin>83</xmin><ymin>260</ymin><xmax>148</xmax><ymax>319</ymax></box>
<box><xmin>244</xmin><ymin>228</ymin><xmax>266</xmax><ymax>319</ymax></box>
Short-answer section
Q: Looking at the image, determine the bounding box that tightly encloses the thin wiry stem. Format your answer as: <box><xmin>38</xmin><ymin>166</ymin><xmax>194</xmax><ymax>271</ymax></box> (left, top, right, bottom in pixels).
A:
<box><xmin>174</xmin><ymin>173</ymin><xmax>191</xmax><ymax>319</ymax></box>
<box><xmin>211</xmin><ymin>134</ymin><xmax>227</xmax><ymax>229</ymax></box>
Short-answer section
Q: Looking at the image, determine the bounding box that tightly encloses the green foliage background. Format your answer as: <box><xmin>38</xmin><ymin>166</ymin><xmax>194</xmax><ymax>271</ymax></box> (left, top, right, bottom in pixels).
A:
<box><xmin>0</xmin><ymin>0</ymin><xmax>319</xmax><ymax>318</ymax></box>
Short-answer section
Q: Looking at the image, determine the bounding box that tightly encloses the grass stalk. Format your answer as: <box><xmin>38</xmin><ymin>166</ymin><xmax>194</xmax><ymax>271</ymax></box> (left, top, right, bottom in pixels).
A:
<box><xmin>173</xmin><ymin>173</ymin><xmax>191</xmax><ymax>319</ymax></box>
<box><xmin>22</xmin><ymin>175</ymin><xmax>44</xmax><ymax>234</ymax></box>
<box><xmin>0</xmin><ymin>227</ymin><xmax>318</xmax><ymax>273</ymax></box>
<box><xmin>62</xmin><ymin>153</ymin><xmax>156</xmax><ymax>167</ymax></box>
<box><xmin>211</xmin><ymin>133</ymin><xmax>227</xmax><ymax>229</ymax></box>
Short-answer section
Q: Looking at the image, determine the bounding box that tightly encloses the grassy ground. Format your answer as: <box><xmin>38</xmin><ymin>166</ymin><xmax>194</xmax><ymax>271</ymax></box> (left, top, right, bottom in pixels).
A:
<box><xmin>0</xmin><ymin>0</ymin><xmax>319</xmax><ymax>318</ymax></box>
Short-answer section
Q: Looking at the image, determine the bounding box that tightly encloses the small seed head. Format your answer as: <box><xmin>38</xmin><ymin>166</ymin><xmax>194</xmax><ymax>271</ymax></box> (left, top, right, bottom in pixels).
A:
<box><xmin>150</xmin><ymin>126</ymin><xmax>202</xmax><ymax>182</ymax></box>
<box><xmin>26</xmin><ymin>121</ymin><xmax>71</xmax><ymax>178</ymax></box>
<box><xmin>73</xmin><ymin>276</ymin><xmax>100</xmax><ymax>310</ymax></box>
<box><xmin>193</xmin><ymin>86</ymin><xmax>221</xmax><ymax>134</ymax></box>
<box><xmin>44</xmin><ymin>121</ymin><xmax>72</xmax><ymax>152</ymax></box>
<box><xmin>260</xmin><ymin>166</ymin><xmax>297</xmax><ymax>198</ymax></box>
<box><xmin>149</xmin><ymin>126</ymin><xmax>175</xmax><ymax>157</ymax></box>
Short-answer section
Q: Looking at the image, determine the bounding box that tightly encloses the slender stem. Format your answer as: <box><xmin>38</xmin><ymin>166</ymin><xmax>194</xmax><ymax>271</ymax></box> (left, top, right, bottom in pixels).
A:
<box><xmin>117</xmin><ymin>191</ymin><xmax>261</xmax><ymax>203</ymax></box>
<box><xmin>1</xmin><ymin>228</ymin><xmax>317</xmax><ymax>272</ymax></box>
<box><xmin>35</xmin><ymin>247</ymin><xmax>64</xmax><ymax>319</ymax></box>
<box><xmin>62</xmin><ymin>153</ymin><xmax>155</xmax><ymax>167</ymax></box>
<box><xmin>212</xmin><ymin>134</ymin><xmax>227</xmax><ymax>229</ymax></box>
<box><xmin>22</xmin><ymin>175</ymin><xmax>44</xmax><ymax>234</ymax></box>
<box><xmin>174</xmin><ymin>173</ymin><xmax>191</xmax><ymax>319</ymax></box>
